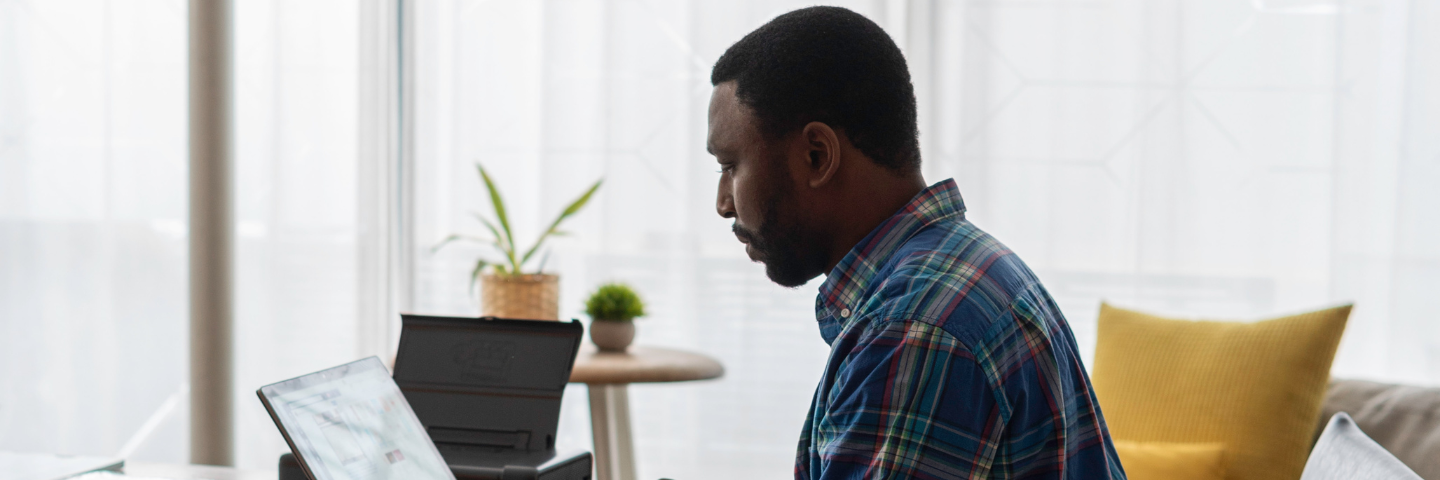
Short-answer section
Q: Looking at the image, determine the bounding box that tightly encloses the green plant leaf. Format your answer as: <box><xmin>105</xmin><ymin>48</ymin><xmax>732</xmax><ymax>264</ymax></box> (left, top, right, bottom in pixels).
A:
<box><xmin>583</xmin><ymin>282</ymin><xmax>646</xmax><ymax>321</ymax></box>
<box><xmin>471</xmin><ymin>213</ymin><xmax>510</xmax><ymax>251</ymax></box>
<box><xmin>519</xmin><ymin>179</ymin><xmax>602</xmax><ymax>267</ymax></box>
<box><xmin>559</xmin><ymin>179</ymin><xmax>603</xmax><ymax>218</ymax></box>
<box><xmin>476</xmin><ymin>163</ymin><xmax>519</xmax><ymax>272</ymax></box>
<box><xmin>431</xmin><ymin>234</ymin><xmax>495</xmax><ymax>254</ymax></box>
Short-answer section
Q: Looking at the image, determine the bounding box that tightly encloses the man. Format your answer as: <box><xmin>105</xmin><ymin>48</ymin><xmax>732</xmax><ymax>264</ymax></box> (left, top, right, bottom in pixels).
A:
<box><xmin>708</xmin><ymin>7</ymin><xmax>1126</xmax><ymax>479</ymax></box>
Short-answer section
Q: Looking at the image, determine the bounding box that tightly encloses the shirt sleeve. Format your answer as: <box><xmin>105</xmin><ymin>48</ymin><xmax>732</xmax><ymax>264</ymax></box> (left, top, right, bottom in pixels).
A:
<box><xmin>810</xmin><ymin>319</ymin><xmax>1007</xmax><ymax>480</ymax></box>
<box><xmin>983</xmin><ymin>289</ymin><xmax>1127</xmax><ymax>479</ymax></box>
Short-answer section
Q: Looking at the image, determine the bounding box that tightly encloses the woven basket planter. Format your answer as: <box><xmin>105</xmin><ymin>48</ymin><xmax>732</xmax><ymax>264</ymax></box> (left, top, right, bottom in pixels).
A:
<box><xmin>480</xmin><ymin>273</ymin><xmax>559</xmax><ymax>320</ymax></box>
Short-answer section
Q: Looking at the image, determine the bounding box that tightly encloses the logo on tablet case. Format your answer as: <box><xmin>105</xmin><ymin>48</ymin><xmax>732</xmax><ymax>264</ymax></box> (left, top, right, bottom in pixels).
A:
<box><xmin>450</xmin><ymin>340</ymin><xmax>515</xmax><ymax>381</ymax></box>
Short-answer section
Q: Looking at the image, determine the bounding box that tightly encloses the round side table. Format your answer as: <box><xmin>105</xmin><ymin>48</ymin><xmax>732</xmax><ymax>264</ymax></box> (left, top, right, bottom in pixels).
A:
<box><xmin>570</xmin><ymin>345</ymin><xmax>724</xmax><ymax>480</ymax></box>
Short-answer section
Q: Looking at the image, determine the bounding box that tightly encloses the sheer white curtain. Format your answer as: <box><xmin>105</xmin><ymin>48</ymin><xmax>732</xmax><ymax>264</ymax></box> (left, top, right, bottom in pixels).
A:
<box><xmin>1</xmin><ymin>0</ymin><xmax>190</xmax><ymax>463</ymax></box>
<box><xmin>411</xmin><ymin>0</ymin><xmax>1440</xmax><ymax>479</ymax></box>
<box><xmin>0</xmin><ymin>0</ymin><xmax>370</xmax><ymax>469</ymax></box>
<box><xmin>899</xmin><ymin>0</ymin><xmax>1440</xmax><ymax>382</ymax></box>
<box><xmin>230</xmin><ymin>0</ymin><xmax>367</xmax><ymax>470</ymax></box>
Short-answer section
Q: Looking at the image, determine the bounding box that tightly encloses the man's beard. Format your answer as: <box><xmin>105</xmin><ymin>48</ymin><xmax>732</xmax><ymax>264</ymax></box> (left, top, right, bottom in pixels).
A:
<box><xmin>732</xmin><ymin>185</ymin><xmax>827</xmax><ymax>288</ymax></box>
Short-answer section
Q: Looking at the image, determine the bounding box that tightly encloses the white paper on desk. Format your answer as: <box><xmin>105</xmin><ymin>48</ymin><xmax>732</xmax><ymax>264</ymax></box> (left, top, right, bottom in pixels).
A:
<box><xmin>0</xmin><ymin>451</ymin><xmax>124</xmax><ymax>480</ymax></box>
<box><xmin>70</xmin><ymin>473</ymin><xmax>170</xmax><ymax>480</ymax></box>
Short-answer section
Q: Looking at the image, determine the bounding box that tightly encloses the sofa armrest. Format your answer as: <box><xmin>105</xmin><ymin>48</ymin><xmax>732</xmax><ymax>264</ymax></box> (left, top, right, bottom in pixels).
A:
<box><xmin>1318</xmin><ymin>379</ymin><xmax>1440</xmax><ymax>479</ymax></box>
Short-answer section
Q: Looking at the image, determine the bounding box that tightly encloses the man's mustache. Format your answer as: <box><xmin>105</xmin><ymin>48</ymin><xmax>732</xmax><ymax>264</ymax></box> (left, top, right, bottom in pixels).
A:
<box><xmin>732</xmin><ymin>223</ymin><xmax>757</xmax><ymax>244</ymax></box>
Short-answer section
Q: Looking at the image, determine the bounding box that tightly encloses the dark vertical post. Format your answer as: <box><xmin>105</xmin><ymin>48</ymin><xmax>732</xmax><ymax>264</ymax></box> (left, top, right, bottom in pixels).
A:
<box><xmin>188</xmin><ymin>0</ymin><xmax>234</xmax><ymax>467</ymax></box>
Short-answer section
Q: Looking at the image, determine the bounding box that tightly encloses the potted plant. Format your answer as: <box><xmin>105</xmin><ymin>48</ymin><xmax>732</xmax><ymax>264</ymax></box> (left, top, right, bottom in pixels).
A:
<box><xmin>583</xmin><ymin>283</ymin><xmax>646</xmax><ymax>352</ymax></box>
<box><xmin>436</xmin><ymin>163</ymin><xmax>601</xmax><ymax>320</ymax></box>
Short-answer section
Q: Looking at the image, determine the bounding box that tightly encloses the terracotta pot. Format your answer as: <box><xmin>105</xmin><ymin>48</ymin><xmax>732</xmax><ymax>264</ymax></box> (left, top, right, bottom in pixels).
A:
<box><xmin>589</xmin><ymin>320</ymin><xmax>635</xmax><ymax>352</ymax></box>
<box><xmin>480</xmin><ymin>273</ymin><xmax>559</xmax><ymax>320</ymax></box>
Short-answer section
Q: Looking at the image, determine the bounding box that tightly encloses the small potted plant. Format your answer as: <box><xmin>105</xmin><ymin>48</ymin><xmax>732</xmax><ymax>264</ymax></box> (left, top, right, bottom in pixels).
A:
<box><xmin>436</xmin><ymin>163</ymin><xmax>601</xmax><ymax>320</ymax></box>
<box><xmin>584</xmin><ymin>283</ymin><xmax>646</xmax><ymax>352</ymax></box>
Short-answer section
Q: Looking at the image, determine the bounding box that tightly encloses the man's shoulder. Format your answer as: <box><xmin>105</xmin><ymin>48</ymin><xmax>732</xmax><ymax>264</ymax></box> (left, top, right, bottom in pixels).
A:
<box><xmin>866</xmin><ymin>219</ymin><xmax>1046</xmax><ymax>346</ymax></box>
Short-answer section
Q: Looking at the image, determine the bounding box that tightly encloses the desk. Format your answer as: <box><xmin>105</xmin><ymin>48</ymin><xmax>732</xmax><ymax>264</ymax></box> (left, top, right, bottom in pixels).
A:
<box><xmin>570</xmin><ymin>346</ymin><xmax>723</xmax><ymax>480</ymax></box>
<box><xmin>122</xmin><ymin>462</ymin><xmax>272</xmax><ymax>479</ymax></box>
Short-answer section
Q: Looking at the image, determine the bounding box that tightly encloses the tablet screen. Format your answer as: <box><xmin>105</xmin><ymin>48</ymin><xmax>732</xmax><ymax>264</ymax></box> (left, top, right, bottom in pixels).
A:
<box><xmin>258</xmin><ymin>357</ymin><xmax>455</xmax><ymax>480</ymax></box>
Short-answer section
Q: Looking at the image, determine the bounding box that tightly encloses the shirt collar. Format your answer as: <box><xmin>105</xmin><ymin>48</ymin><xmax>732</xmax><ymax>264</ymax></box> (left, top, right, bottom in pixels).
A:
<box><xmin>814</xmin><ymin>179</ymin><xmax>967</xmax><ymax>342</ymax></box>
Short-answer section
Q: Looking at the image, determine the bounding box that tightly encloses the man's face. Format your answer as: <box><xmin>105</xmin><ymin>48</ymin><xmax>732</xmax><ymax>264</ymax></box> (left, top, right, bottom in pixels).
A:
<box><xmin>708</xmin><ymin>82</ymin><xmax>824</xmax><ymax>287</ymax></box>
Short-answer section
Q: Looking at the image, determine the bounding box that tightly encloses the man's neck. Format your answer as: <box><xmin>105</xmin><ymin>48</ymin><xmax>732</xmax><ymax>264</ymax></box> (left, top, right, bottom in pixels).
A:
<box><xmin>822</xmin><ymin>172</ymin><xmax>928</xmax><ymax>273</ymax></box>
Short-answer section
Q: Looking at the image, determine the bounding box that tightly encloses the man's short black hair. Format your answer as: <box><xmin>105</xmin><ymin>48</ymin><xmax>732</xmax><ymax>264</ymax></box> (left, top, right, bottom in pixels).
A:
<box><xmin>711</xmin><ymin>6</ymin><xmax>920</xmax><ymax>172</ymax></box>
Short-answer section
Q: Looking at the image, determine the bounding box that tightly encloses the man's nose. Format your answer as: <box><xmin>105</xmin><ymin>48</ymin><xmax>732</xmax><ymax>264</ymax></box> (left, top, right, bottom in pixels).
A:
<box><xmin>716</xmin><ymin>188</ymin><xmax>735</xmax><ymax>219</ymax></box>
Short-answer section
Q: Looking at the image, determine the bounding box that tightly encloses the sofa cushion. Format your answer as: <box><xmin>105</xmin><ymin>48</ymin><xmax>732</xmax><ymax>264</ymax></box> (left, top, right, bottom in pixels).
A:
<box><xmin>1302</xmin><ymin>412</ymin><xmax>1421</xmax><ymax>480</ymax></box>
<box><xmin>1093</xmin><ymin>303</ymin><xmax>1350</xmax><ymax>480</ymax></box>
<box><xmin>1318</xmin><ymin>380</ymin><xmax>1440</xmax><ymax>479</ymax></box>
<box><xmin>1113</xmin><ymin>440</ymin><xmax>1225</xmax><ymax>480</ymax></box>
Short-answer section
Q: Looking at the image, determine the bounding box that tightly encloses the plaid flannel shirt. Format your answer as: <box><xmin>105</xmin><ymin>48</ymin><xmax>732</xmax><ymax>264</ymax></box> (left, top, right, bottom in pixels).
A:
<box><xmin>796</xmin><ymin>179</ymin><xmax>1126</xmax><ymax>480</ymax></box>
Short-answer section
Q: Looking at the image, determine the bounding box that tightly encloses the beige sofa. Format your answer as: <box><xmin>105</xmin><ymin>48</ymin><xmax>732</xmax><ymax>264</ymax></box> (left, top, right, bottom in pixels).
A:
<box><xmin>1317</xmin><ymin>379</ymin><xmax>1440</xmax><ymax>478</ymax></box>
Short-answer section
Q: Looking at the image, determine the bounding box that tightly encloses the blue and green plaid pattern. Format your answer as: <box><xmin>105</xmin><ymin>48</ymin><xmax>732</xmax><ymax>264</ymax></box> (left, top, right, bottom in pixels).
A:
<box><xmin>797</xmin><ymin>180</ymin><xmax>1126</xmax><ymax>479</ymax></box>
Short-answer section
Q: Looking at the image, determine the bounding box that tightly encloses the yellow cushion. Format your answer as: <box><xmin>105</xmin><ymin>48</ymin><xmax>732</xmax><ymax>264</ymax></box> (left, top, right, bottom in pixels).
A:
<box><xmin>1114</xmin><ymin>440</ymin><xmax>1226</xmax><ymax>480</ymax></box>
<box><xmin>1093</xmin><ymin>303</ymin><xmax>1350</xmax><ymax>480</ymax></box>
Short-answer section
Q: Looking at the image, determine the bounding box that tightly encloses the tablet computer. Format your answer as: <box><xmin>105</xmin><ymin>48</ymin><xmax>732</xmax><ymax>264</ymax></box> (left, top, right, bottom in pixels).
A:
<box><xmin>258</xmin><ymin>356</ymin><xmax>456</xmax><ymax>480</ymax></box>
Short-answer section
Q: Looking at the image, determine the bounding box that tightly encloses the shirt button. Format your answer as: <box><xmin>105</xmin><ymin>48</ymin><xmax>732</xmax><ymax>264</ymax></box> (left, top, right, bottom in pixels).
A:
<box><xmin>840</xmin><ymin>308</ymin><xmax>851</xmax><ymax>318</ymax></box>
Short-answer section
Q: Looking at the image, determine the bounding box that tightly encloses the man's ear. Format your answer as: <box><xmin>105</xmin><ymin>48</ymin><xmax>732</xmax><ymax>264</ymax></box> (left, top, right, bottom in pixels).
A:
<box><xmin>801</xmin><ymin>121</ymin><xmax>842</xmax><ymax>189</ymax></box>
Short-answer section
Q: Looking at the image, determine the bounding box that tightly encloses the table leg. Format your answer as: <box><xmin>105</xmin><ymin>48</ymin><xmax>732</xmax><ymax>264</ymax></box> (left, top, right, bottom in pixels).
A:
<box><xmin>588</xmin><ymin>384</ymin><xmax>636</xmax><ymax>480</ymax></box>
